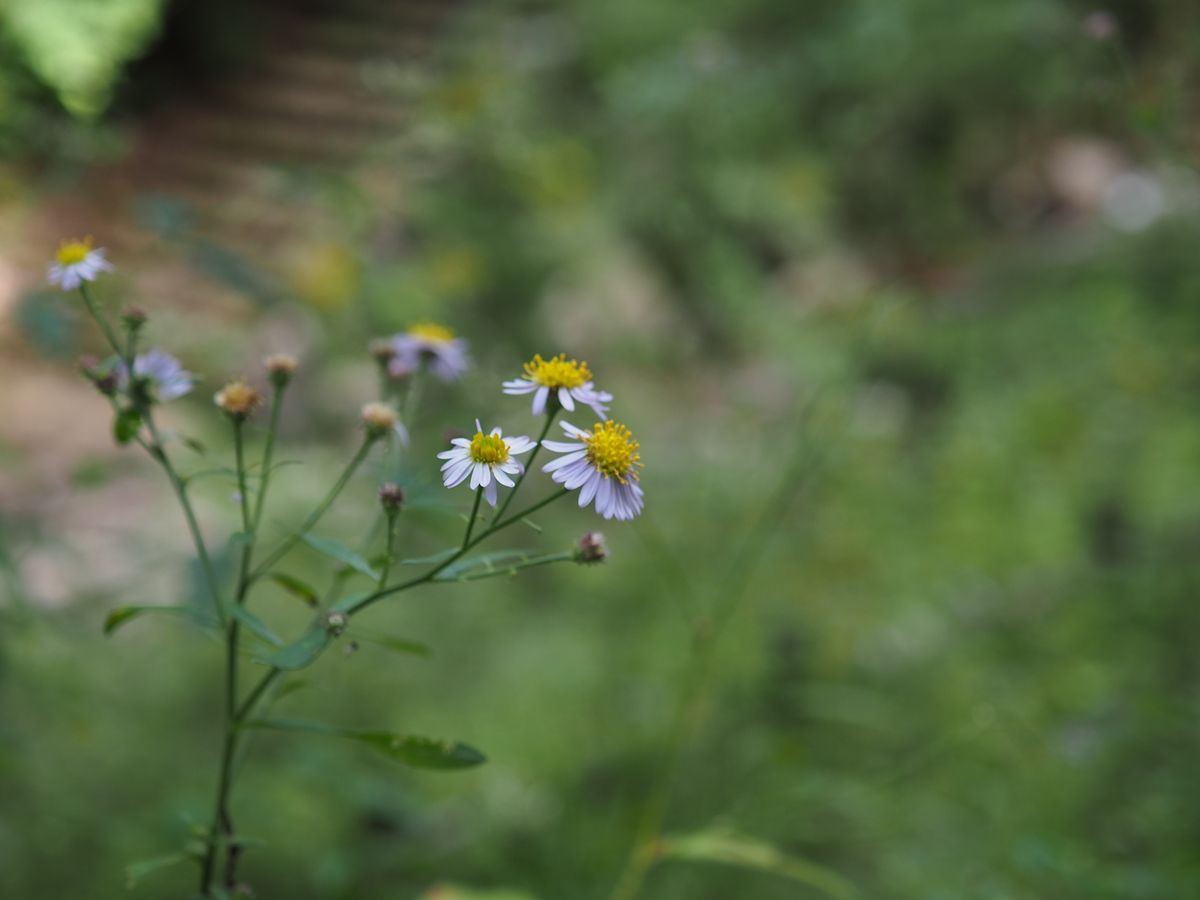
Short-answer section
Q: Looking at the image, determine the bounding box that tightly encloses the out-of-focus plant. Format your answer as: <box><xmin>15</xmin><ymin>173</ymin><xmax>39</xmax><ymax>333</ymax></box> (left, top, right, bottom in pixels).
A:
<box><xmin>49</xmin><ymin>237</ymin><xmax>646</xmax><ymax>897</ymax></box>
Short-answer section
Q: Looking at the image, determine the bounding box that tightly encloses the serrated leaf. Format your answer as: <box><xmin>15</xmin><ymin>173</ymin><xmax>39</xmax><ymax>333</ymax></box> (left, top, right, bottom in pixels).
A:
<box><xmin>124</xmin><ymin>852</ymin><xmax>192</xmax><ymax>888</ymax></box>
<box><xmin>104</xmin><ymin>605</ymin><xmax>205</xmax><ymax>636</ymax></box>
<box><xmin>230</xmin><ymin>604</ymin><xmax>282</xmax><ymax>646</ymax></box>
<box><xmin>302</xmin><ymin>534</ymin><xmax>380</xmax><ymax>581</ymax></box>
<box><xmin>659</xmin><ymin>828</ymin><xmax>856</xmax><ymax>899</ymax></box>
<box><xmin>269</xmin><ymin>573</ymin><xmax>319</xmax><ymax>607</ymax></box>
<box><xmin>253</xmin><ymin>626</ymin><xmax>332</xmax><ymax>670</ymax></box>
<box><xmin>113</xmin><ymin>407</ymin><xmax>142</xmax><ymax>445</ymax></box>
<box><xmin>247</xmin><ymin>718</ymin><xmax>485</xmax><ymax>770</ymax></box>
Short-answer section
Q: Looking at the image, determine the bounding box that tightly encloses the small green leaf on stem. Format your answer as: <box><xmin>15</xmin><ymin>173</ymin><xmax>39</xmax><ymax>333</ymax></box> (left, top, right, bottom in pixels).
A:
<box><xmin>353</xmin><ymin>630</ymin><xmax>432</xmax><ymax>658</ymax></box>
<box><xmin>253</xmin><ymin>627</ymin><xmax>332</xmax><ymax>670</ymax></box>
<box><xmin>301</xmin><ymin>534</ymin><xmax>381</xmax><ymax>581</ymax></box>
<box><xmin>230</xmin><ymin>604</ymin><xmax>283</xmax><ymax>647</ymax></box>
<box><xmin>103</xmin><ymin>605</ymin><xmax>206</xmax><ymax>636</ymax></box>
<box><xmin>269</xmin><ymin>573</ymin><xmax>320</xmax><ymax>606</ymax></box>
<box><xmin>113</xmin><ymin>407</ymin><xmax>143</xmax><ymax>445</ymax></box>
<box><xmin>124</xmin><ymin>852</ymin><xmax>193</xmax><ymax>888</ymax></box>
<box><xmin>246</xmin><ymin>718</ymin><xmax>486</xmax><ymax>770</ymax></box>
<box><xmin>659</xmin><ymin>828</ymin><xmax>857</xmax><ymax>899</ymax></box>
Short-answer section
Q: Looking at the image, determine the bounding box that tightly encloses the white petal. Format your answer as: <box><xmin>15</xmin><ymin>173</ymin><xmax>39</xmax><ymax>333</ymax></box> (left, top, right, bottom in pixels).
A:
<box><xmin>579</xmin><ymin>470</ymin><xmax>602</xmax><ymax>507</ymax></box>
<box><xmin>558</xmin><ymin>388</ymin><xmax>575</xmax><ymax>411</ymax></box>
<box><xmin>563</xmin><ymin>461</ymin><xmax>595</xmax><ymax>490</ymax></box>
<box><xmin>451</xmin><ymin>437</ymin><xmax>471</xmax><ymax>448</ymax></box>
<box><xmin>543</xmin><ymin>450</ymin><xmax>587</xmax><ymax>472</ymax></box>
<box><xmin>470</xmin><ymin>464</ymin><xmax>485</xmax><ymax>490</ymax></box>
<box><xmin>484</xmin><ymin>480</ymin><xmax>498</xmax><ymax>507</ymax></box>
<box><xmin>532</xmin><ymin>386</ymin><xmax>549</xmax><ymax>415</ymax></box>
<box><xmin>560</xmin><ymin>421</ymin><xmax>588</xmax><ymax>438</ymax></box>
<box><xmin>494</xmin><ymin>468</ymin><xmax>515</xmax><ymax>487</ymax></box>
<box><xmin>542</xmin><ymin>440</ymin><xmax>584</xmax><ymax>452</ymax></box>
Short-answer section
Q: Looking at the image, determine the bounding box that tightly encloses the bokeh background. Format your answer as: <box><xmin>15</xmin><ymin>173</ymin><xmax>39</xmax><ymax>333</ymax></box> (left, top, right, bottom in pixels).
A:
<box><xmin>2</xmin><ymin>0</ymin><xmax>1200</xmax><ymax>897</ymax></box>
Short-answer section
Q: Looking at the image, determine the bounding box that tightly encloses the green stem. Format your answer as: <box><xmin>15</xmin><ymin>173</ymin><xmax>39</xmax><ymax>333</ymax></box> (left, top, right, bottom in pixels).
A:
<box><xmin>461</xmin><ymin>490</ymin><xmax>483</xmax><ymax>550</ymax></box>
<box><xmin>344</xmin><ymin>487</ymin><xmax>569</xmax><ymax>616</ymax></box>
<box><xmin>379</xmin><ymin>514</ymin><xmax>399</xmax><ymax>590</ymax></box>
<box><xmin>78</xmin><ymin>283</ymin><xmax>125</xmax><ymax>363</ymax></box>
<box><xmin>251</xmin><ymin>387</ymin><xmax>286</xmax><ymax>535</ymax></box>
<box><xmin>493</xmin><ymin>410</ymin><xmax>556</xmax><ymax>524</ymax></box>
<box><xmin>250</xmin><ymin>438</ymin><xmax>376</xmax><ymax>581</ymax></box>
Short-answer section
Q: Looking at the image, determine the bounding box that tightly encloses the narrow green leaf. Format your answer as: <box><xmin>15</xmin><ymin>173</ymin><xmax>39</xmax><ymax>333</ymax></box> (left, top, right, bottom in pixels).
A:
<box><xmin>438</xmin><ymin>549</ymin><xmax>540</xmax><ymax>579</ymax></box>
<box><xmin>247</xmin><ymin>718</ymin><xmax>486</xmax><ymax>770</ymax></box>
<box><xmin>124</xmin><ymin>852</ymin><xmax>192</xmax><ymax>888</ymax></box>
<box><xmin>180</xmin><ymin>434</ymin><xmax>206</xmax><ymax>455</ymax></box>
<box><xmin>269</xmin><ymin>573</ymin><xmax>319</xmax><ymax>607</ymax></box>
<box><xmin>659</xmin><ymin>828</ymin><xmax>856</xmax><ymax>899</ymax></box>
<box><xmin>230</xmin><ymin>604</ymin><xmax>283</xmax><ymax>646</ymax></box>
<box><xmin>228</xmin><ymin>530</ymin><xmax>253</xmax><ymax>547</ymax></box>
<box><xmin>113</xmin><ymin>407</ymin><xmax>142</xmax><ymax>445</ymax></box>
<box><xmin>253</xmin><ymin>627</ymin><xmax>331</xmax><ymax>670</ymax></box>
<box><xmin>399</xmin><ymin>548</ymin><xmax>458</xmax><ymax>567</ymax></box>
<box><xmin>302</xmin><ymin>534</ymin><xmax>380</xmax><ymax>581</ymax></box>
<box><xmin>353</xmin><ymin>630</ymin><xmax>432</xmax><ymax>658</ymax></box>
<box><xmin>104</xmin><ymin>605</ymin><xmax>202</xmax><ymax>636</ymax></box>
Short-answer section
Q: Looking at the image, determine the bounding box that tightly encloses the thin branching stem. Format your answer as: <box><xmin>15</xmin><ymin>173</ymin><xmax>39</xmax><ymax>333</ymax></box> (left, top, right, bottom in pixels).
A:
<box><xmin>493</xmin><ymin>409</ymin><xmax>557</xmax><ymax>524</ymax></box>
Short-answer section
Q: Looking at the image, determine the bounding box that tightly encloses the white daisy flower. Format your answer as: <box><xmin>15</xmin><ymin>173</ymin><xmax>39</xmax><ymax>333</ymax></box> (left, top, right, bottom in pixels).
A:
<box><xmin>542</xmin><ymin>420</ymin><xmax>644</xmax><ymax>521</ymax></box>
<box><xmin>390</xmin><ymin>322</ymin><xmax>470</xmax><ymax>382</ymax></box>
<box><xmin>502</xmin><ymin>353</ymin><xmax>612</xmax><ymax>417</ymax></box>
<box><xmin>47</xmin><ymin>237</ymin><xmax>114</xmax><ymax>291</ymax></box>
<box><xmin>438</xmin><ymin>420</ymin><xmax>536</xmax><ymax>507</ymax></box>
<box><xmin>117</xmin><ymin>349</ymin><xmax>196</xmax><ymax>402</ymax></box>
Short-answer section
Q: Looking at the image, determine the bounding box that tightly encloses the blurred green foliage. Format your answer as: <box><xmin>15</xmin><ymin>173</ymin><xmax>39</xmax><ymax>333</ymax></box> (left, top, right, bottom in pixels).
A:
<box><xmin>4</xmin><ymin>0</ymin><xmax>1200</xmax><ymax>898</ymax></box>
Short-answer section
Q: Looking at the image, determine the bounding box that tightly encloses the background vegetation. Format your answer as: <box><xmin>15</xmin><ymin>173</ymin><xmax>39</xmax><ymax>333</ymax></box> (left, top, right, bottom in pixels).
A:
<box><xmin>2</xmin><ymin>0</ymin><xmax>1199</xmax><ymax>897</ymax></box>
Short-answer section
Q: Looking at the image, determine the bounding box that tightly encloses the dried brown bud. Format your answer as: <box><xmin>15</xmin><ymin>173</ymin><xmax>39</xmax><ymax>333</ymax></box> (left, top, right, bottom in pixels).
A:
<box><xmin>264</xmin><ymin>353</ymin><xmax>298</xmax><ymax>388</ymax></box>
<box><xmin>121</xmin><ymin>305</ymin><xmax>148</xmax><ymax>330</ymax></box>
<box><xmin>575</xmin><ymin>531</ymin><xmax>608</xmax><ymax>564</ymax></box>
<box><xmin>361</xmin><ymin>402</ymin><xmax>399</xmax><ymax>439</ymax></box>
<box><xmin>378</xmin><ymin>482</ymin><xmax>406</xmax><ymax>514</ymax></box>
<box><xmin>214</xmin><ymin>379</ymin><xmax>263</xmax><ymax>421</ymax></box>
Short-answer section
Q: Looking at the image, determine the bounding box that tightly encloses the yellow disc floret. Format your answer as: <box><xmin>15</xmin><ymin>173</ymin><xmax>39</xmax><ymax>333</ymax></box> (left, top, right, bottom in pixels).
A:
<box><xmin>407</xmin><ymin>321</ymin><xmax>455</xmax><ymax>343</ymax></box>
<box><xmin>470</xmin><ymin>430</ymin><xmax>509</xmax><ymax>465</ymax></box>
<box><xmin>523</xmin><ymin>353</ymin><xmax>592</xmax><ymax>389</ymax></box>
<box><xmin>56</xmin><ymin>237</ymin><xmax>95</xmax><ymax>265</ymax></box>
<box><xmin>583</xmin><ymin>420</ymin><xmax>641</xmax><ymax>483</ymax></box>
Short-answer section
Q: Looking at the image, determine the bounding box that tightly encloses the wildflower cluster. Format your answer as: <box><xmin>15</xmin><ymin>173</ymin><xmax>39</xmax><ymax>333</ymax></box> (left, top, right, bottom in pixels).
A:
<box><xmin>50</xmin><ymin>239</ymin><xmax>645</xmax><ymax>896</ymax></box>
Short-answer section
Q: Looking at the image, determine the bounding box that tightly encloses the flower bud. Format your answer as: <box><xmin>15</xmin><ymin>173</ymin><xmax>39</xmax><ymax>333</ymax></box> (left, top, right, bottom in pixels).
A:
<box><xmin>361</xmin><ymin>402</ymin><xmax>399</xmax><ymax>439</ymax></box>
<box><xmin>575</xmin><ymin>531</ymin><xmax>608</xmax><ymax>564</ymax></box>
<box><xmin>387</xmin><ymin>355</ymin><xmax>416</xmax><ymax>381</ymax></box>
<box><xmin>369</xmin><ymin>338</ymin><xmax>396</xmax><ymax>364</ymax></box>
<box><xmin>80</xmin><ymin>355</ymin><xmax>118</xmax><ymax>396</ymax></box>
<box><xmin>214</xmin><ymin>379</ymin><xmax>263</xmax><ymax>421</ymax></box>
<box><xmin>264</xmin><ymin>353</ymin><xmax>298</xmax><ymax>388</ymax></box>
<box><xmin>121</xmin><ymin>305</ymin><xmax>148</xmax><ymax>331</ymax></box>
<box><xmin>325</xmin><ymin>611</ymin><xmax>348</xmax><ymax>636</ymax></box>
<box><xmin>378</xmin><ymin>482</ymin><xmax>406</xmax><ymax>514</ymax></box>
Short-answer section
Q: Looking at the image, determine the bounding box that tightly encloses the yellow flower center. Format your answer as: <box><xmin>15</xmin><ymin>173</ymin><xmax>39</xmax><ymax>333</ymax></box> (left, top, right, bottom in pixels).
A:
<box><xmin>408</xmin><ymin>321</ymin><xmax>455</xmax><ymax>343</ymax></box>
<box><xmin>583</xmin><ymin>420</ymin><xmax>641</xmax><ymax>482</ymax></box>
<box><xmin>56</xmin><ymin>237</ymin><xmax>94</xmax><ymax>265</ymax></box>
<box><xmin>524</xmin><ymin>353</ymin><xmax>592</xmax><ymax>389</ymax></box>
<box><xmin>469</xmin><ymin>431</ymin><xmax>509</xmax><ymax>465</ymax></box>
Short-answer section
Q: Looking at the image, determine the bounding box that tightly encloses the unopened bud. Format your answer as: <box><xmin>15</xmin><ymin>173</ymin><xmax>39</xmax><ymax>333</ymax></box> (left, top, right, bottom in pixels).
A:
<box><xmin>387</xmin><ymin>355</ymin><xmax>416</xmax><ymax>381</ymax></box>
<box><xmin>378</xmin><ymin>482</ymin><xmax>406</xmax><ymax>514</ymax></box>
<box><xmin>214</xmin><ymin>379</ymin><xmax>263</xmax><ymax>421</ymax></box>
<box><xmin>80</xmin><ymin>355</ymin><xmax>118</xmax><ymax>396</ymax></box>
<box><xmin>361</xmin><ymin>402</ymin><xmax>399</xmax><ymax>439</ymax></box>
<box><xmin>369</xmin><ymin>338</ymin><xmax>396</xmax><ymax>364</ymax></box>
<box><xmin>121</xmin><ymin>305</ymin><xmax>148</xmax><ymax>331</ymax></box>
<box><xmin>325</xmin><ymin>611</ymin><xmax>348</xmax><ymax>636</ymax></box>
<box><xmin>264</xmin><ymin>353</ymin><xmax>298</xmax><ymax>388</ymax></box>
<box><xmin>575</xmin><ymin>531</ymin><xmax>608</xmax><ymax>564</ymax></box>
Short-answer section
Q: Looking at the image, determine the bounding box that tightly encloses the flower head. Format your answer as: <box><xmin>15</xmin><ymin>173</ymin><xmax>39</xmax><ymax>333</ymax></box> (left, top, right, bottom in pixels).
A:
<box><xmin>437</xmin><ymin>419</ymin><xmax>536</xmax><ymax>507</ymax></box>
<box><xmin>542</xmin><ymin>420</ymin><xmax>644</xmax><ymax>521</ymax></box>
<box><xmin>47</xmin><ymin>237</ymin><xmax>114</xmax><ymax>291</ymax></box>
<box><xmin>390</xmin><ymin>322</ymin><xmax>469</xmax><ymax>382</ymax></box>
<box><xmin>215</xmin><ymin>379</ymin><xmax>262</xmax><ymax>420</ymax></box>
<box><xmin>264</xmin><ymin>353</ymin><xmax>298</xmax><ymax>388</ymax></box>
<box><xmin>361</xmin><ymin>401</ymin><xmax>408</xmax><ymax>444</ymax></box>
<box><xmin>503</xmin><ymin>353</ymin><xmax>612</xmax><ymax>417</ymax></box>
<box><xmin>117</xmin><ymin>349</ymin><xmax>195</xmax><ymax>402</ymax></box>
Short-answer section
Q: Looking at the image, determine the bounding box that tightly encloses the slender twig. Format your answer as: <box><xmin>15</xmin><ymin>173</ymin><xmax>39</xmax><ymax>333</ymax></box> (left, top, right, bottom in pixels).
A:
<box><xmin>461</xmin><ymin>490</ymin><xmax>484</xmax><ymax>550</ymax></box>
<box><xmin>251</xmin><ymin>387</ymin><xmax>286</xmax><ymax>535</ymax></box>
